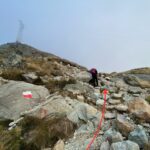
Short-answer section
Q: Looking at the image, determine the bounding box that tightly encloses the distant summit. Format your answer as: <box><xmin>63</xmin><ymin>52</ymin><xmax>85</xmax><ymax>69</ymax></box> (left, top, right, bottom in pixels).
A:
<box><xmin>0</xmin><ymin>42</ymin><xmax>55</xmax><ymax>57</ymax></box>
<box><xmin>0</xmin><ymin>42</ymin><xmax>86</xmax><ymax>69</ymax></box>
<box><xmin>0</xmin><ymin>42</ymin><xmax>87</xmax><ymax>88</ymax></box>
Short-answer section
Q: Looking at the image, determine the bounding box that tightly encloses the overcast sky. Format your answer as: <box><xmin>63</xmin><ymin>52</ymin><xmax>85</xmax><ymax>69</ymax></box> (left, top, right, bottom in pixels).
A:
<box><xmin>0</xmin><ymin>0</ymin><xmax>150</xmax><ymax>72</ymax></box>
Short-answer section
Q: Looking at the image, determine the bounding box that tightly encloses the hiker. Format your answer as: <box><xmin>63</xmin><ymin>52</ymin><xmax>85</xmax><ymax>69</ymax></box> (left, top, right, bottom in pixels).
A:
<box><xmin>89</xmin><ymin>68</ymin><xmax>98</xmax><ymax>87</ymax></box>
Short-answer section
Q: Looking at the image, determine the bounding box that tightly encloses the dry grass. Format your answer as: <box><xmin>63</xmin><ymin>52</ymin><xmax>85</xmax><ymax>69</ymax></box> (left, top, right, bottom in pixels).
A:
<box><xmin>0</xmin><ymin>126</ymin><xmax>22</xmax><ymax>150</ymax></box>
<box><xmin>0</xmin><ymin>56</ymin><xmax>65</xmax><ymax>83</ymax></box>
<box><xmin>144</xmin><ymin>142</ymin><xmax>150</xmax><ymax>150</ymax></box>
<box><xmin>126</xmin><ymin>67</ymin><xmax>150</xmax><ymax>74</ymax></box>
<box><xmin>0</xmin><ymin>142</ymin><xmax>5</xmax><ymax>150</ymax></box>
<box><xmin>25</xmin><ymin>57</ymin><xmax>62</xmax><ymax>77</ymax></box>
<box><xmin>20</xmin><ymin>115</ymin><xmax>76</xmax><ymax>150</ymax></box>
<box><xmin>45</xmin><ymin>78</ymin><xmax>76</xmax><ymax>93</ymax></box>
<box><xmin>0</xmin><ymin>115</ymin><xmax>76</xmax><ymax>150</ymax></box>
<box><xmin>1</xmin><ymin>68</ymin><xmax>24</xmax><ymax>81</ymax></box>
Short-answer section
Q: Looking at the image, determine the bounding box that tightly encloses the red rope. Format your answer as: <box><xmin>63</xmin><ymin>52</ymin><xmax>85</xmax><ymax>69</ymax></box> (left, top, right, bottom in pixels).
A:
<box><xmin>86</xmin><ymin>89</ymin><xmax>108</xmax><ymax>150</ymax></box>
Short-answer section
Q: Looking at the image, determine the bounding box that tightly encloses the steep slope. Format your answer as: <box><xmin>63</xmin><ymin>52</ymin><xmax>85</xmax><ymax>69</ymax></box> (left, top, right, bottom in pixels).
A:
<box><xmin>0</xmin><ymin>42</ymin><xmax>86</xmax><ymax>69</ymax></box>
<box><xmin>0</xmin><ymin>42</ymin><xmax>54</xmax><ymax>57</ymax></box>
<box><xmin>0</xmin><ymin>42</ymin><xmax>89</xmax><ymax>93</ymax></box>
<box><xmin>0</xmin><ymin>42</ymin><xmax>150</xmax><ymax>150</ymax></box>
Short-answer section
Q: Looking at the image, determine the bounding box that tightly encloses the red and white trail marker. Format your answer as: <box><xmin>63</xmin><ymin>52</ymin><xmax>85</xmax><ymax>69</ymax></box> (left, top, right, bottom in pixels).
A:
<box><xmin>22</xmin><ymin>91</ymin><xmax>33</xmax><ymax>99</ymax></box>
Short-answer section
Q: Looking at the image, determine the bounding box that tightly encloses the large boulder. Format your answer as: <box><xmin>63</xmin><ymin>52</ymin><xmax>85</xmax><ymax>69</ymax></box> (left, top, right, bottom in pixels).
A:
<box><xmin>75</xmin><ymin>71</ymin><xmax>92</xmax><ymax>82</ymax></box>
<box><xmin>116</xmin><ymin>114</ymin><xmax>134</xmax><ymax>137</ymax></box>
<box><xmin>111</xmin><ymin>93</ymin><xmax>122</xmax><ymax>99</ymax></box>
<box><xmin>128</xmin><ymin>125</ymin><xmax>148</xmax><ymax>149</ymax></box>
<box><xmin>124</xmin><ymin>75</ymin><xmax>140</xmax><ymax>86</ymax></box>
<box><xmin>124</xmin><ymin>74</ymin><xmax>150</xmax><ymax>88</ymax></box>
<box><xmin>64</xmin><ymin>81</ymin><xmax>97</xmax><ymax>100</ymax></box>
<box><xmin>67</xmin><ymin>103</ymin><xmax>98</xmax><ymax>125</ymax></box>
<box><xmin>24</xmin><ymin>94</ymin><xmax>98</xmax><ymax>126</ymax></box>
<box><xmin>22</xmin><ymin>72</ymin><xmax>38</xmax><ymax>83</ymax></box>
<box><xmin>25</xmin><ymin>95</ymin><xmax>74</xmax><ymax>119</ymax></box>
<box><xmin>108</xmin><ymin>99</ymin><xmax>121</xmax><ymax>105</ymax></box>
<box><xmin>110</xmin><ymin>140</ymin><xmax>140</xmax><ymax>150</ymax></box>
<box><xmin>115</xmin><ymin>79</ymin><xmax>129</xmax><ymax>91</ymax></box>
<box><xmin>128</xmin><ymin>86</ymin><xmax>142</xmax><ymax>94</ymax></box>
<box><xmin>115</xmin><ymin>104</ymin><xmax>128</xmax><ymax>112</ymax></box>
<box><xmin>64</xmin><ymin>81</ymin><xmax>94</xmax><ymax>95</ymax></box>
<box><xmin>104</xmin><ymin>128</ymin><xmax>123</xmax><ymax>143</ymax></box>
<box><xmin>0</xmin><ymin>81</ymin><xmax>49</xmax><ymax>120</ymax></box>
<box><xmin>100</xmin><ymin>141</ymin><xmax>110</xmax><ymax>150</ymax></box>
<box><xmin>128</xmin><ymin>98</ymin><xmax>150</xmax><ymax>123</ymax></box>
<box><xmin>53</xmin><ymin>140</ymin><xmax>64</xmax><ymax>150</ymax></box>
<box><xmin>67</xmin><ymin>104</ymin><xmax>88</xmax><ymax>124</ymax></box>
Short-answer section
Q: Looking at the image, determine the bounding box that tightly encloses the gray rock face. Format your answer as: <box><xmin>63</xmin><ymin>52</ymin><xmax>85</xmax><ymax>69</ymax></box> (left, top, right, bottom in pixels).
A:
<box><xmin>76</xmin><ymin>121</ymin><xmax>95</xmax><ymax>134</ymax></box>
<box><xmin>0</xmin><ymin>77</ymin><xmax>8</xmax><ymax>86</ymax></box>
<box><xmin>0</xmin><ymin>81</ymin><xmax>49</xmax><ymax>120</ymax></box>
<box><xmin>128</xmin><ymin>87</ymin><xmax>142</xmax><ymax>94</ymax></box>
<box><xmin>128</xmin><ymin>98</ymin><xmax>150</xmax><ymax>123</ymax></box>
<box><xmin>110</xmin><ymin>140</ymin><xmax>140</xmax><ymax>150</ymax></box>
<box><xmin>67</xmin><ymin>104</ymin><xmax>87</xmax><ymax>124</ymax></box>
<box><xmin>105</xmin><ymin>112</ymin><xmax>116</xmax><ymax>119</ymax></box>
<box><xmin>115</xmin><ymin>79</ymin><xmax>129</xmax><ymax>91</ymax></box>
<box><xmin>89</xmin><ymin>112</ymin><xmax>102</xmax><ymax>128</ymax></box>
<box><xmin>64</xmin><ymin>81</ymin><xmax>94</xmax><ymax>95</ymax></box>
<box><xmin>96</xmin><ymin>99</ymin><xmax>104</xmax><ymax>106</ymax></box>
<box><xmin>108</xmin><ymin>86</ymin><xmax>118</xmax><ymax>94</ymax></box>
<box><xmin>111</xmin><ymin>93</ymin><xmax>122</xmax><ymax>99</ymax></box>
<box><xmin>64</xmin><ymin>81</ymin><xmax>98</xmax><ymax>101</ymax></box>
<box><xmin>115</xmin><ymin>104</ymin><xmax>128</xmax><ymax>112</ymax></box>
<box><xmin>100</xmin><ymin>141</ymin><xmax>110</xmax><ymax>150</ymax></box>
<box><xmin>108</xmin><ymin>99</ymin><xmax>121</xmax><ymax>105</ymax></box>
<box><xmin>122</xmin><ymin>93</ymin><xmax>133</xmax><ymax>102</ymax></box>
<box><xmin>128</xmin><ymin>125</ymin><xmax>148</xmax><ymax>148</ymax></box>
<box><xmin>64</xmin><ymin>131</ymin><xmax>102</xmax><ymax>150</ymax></box>
<box><xmin>75</xmin><ymin>71</ymin><xmax>92</xmax><ymax>82</ymax></box>
<box><xmin>104</xmin><ymin>128</ymin><xmax>123</xmax><ymax>143</ymax></box>
<box><xmin>67</xmin><ymin>101</ymin><xmax>98</xmax><ymax>126</ymax></box>
<box><xmin>3</xmin><ymin>53</ymin><xmax>22</xmax><ymax>67</ymax></box>
<box><xmin>124</xmin><ymin>75</ymin><xmax>140</xmax><ymax>87</ymax></box>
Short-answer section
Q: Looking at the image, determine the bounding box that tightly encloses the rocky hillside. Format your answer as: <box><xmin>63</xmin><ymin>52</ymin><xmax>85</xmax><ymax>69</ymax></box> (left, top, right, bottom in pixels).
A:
<box><xmin>0</xmin><ymin>43</ymin><xmax>150</xmax><ymax>150</ymax></box>
<box><xmin>0</xmin><ymin>43</ymin><xmax>88</xmax><ymax>92</ymax></box>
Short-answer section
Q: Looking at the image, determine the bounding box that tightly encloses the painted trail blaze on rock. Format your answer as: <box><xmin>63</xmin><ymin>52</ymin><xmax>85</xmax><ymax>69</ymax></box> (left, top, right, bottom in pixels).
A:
<box><xmin>22</xmin><ymin>91</ymin><xmax>33</xmax><ymax>99</ymax></box>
